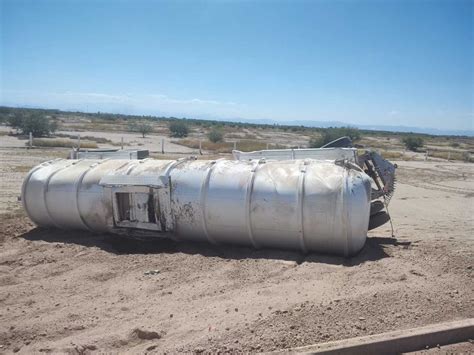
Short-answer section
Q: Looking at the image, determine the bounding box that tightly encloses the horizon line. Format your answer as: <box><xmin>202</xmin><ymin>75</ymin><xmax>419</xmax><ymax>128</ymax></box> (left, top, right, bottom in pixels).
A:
<box><xmin>1</xmin><ymin>104</ymin><xmax>473</xmax><ymax>138</ymax></box>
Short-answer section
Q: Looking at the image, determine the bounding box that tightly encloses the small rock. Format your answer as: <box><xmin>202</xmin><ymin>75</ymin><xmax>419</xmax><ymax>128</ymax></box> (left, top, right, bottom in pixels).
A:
<box><xmin>70</xmin><ymin>325</ymin><xmax>85</xmax><ymax>331</ymax></box>
<box><xmin>169</xmin><ymin>314</ymin><xmax>173</xmax><ymax>318</ymax></box>
<box><xmin>13</xmin><ymin>347</ymin><xmax>21</xmax><ymax>353</ymax></box>
<box><xmin>358</xmin><ymin>317</ymin><xmax>365</xmax><ymax>321</ymax></box>
<box><xmin>144</xmin><ymin>270</ymin><xmax>160</xmax><ymax>276</ymax></box>
<box><xmin>147</xmin><ymin>345</ymin><xmax>157</xmax><ymax>351</ymax></box>
<box><xmin>132</xmin><ymin>328</ymin><xmax>162</xmax><ymax>340</ymax></box>
<box><xmin>234</xmin><ymin>308</ymin><xmax>238</xmax><ymax>312</ymax></box>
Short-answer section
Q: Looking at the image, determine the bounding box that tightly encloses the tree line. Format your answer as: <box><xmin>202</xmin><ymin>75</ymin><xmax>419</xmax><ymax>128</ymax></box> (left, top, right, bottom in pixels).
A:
<box><xmin>0</xmin><ymin>106</ymin><xmax>433</xmax><ymax>151</ymax></box>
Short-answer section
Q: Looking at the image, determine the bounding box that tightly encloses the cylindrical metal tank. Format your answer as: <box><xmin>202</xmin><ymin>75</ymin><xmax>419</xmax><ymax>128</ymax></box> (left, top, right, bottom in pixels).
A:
<box><xmin>21</xmin><ymin>158</ymin><xmax>372</xmax><ymax>256</ymax></box>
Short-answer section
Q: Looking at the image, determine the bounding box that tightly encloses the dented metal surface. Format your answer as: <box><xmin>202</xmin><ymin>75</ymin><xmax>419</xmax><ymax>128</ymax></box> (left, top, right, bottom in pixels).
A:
<box><xmin>21</xmin><ymin>157</ymin><xmax>374</xmax><ymax>256</ymax></box>
<box><xmin>233</xmin><ymin>147</ymin><xmax>397</xmax><ymax>231</ymax></box>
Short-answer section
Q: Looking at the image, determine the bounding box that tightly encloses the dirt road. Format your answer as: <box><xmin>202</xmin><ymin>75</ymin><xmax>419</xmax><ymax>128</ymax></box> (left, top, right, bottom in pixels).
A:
<box><xmin>0</xmin><ymin>151</ymin><xmax>472</xmax><ymax>353</ymax></box>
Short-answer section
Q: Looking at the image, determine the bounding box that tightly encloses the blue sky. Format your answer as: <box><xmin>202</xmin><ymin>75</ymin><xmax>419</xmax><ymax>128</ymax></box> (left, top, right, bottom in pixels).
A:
<box><xmin>1</xmin><ymin>0</ymin><xmax>473</xmax><ymax>131</ymax></box>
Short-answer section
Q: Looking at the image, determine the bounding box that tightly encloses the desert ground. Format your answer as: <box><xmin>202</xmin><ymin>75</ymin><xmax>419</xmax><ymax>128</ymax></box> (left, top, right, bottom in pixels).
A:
<box><xmin>0</xmin><ymin>126</ymin><xmax>473</xmax><ymax>353</ymax></box>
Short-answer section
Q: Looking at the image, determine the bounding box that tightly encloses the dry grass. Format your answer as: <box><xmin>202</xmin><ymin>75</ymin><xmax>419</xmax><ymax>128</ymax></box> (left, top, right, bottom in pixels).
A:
<box><xmin>11</xmin><ymin>165</ymin><xmax>34</xmax><ymax>173</ymax></box>
<box><xmin>14</xmin><ymin>149</ymin><xmax>68</xmax><ymax>160</ymax></box>
<box><xmin>178</xmin><ymin>139</ymin><xmax>233</xmax><ymax>153</ymax></box>
<box><xmin>55</xmin><ymin>133</ymin><xmax>112</xmax><ymax>144</ymax></box>
<box><xmin>55</xmin><ymin>133</ymin><xmax>130</xmax><ymax>147</ymax></box>
<box><xmin>149</xmin><ymin>152</ymin><xmax>233</xmax><ymax>160</ymax></box>
<box><xmin>110</xmin><ymin>141</ymin><xmax>131</xmax><ymax>147</ymax></box>
<box><xmin>358</xmin><ymin>137</ymin><xmax>404</xmax><ymax>150</ymax></box>
<box><xmin>429</xmin><ymin>150</ymin><xmax>473</xmax><ymax>162</ymax></box>
<box><xmin>378</xmin><ymin>151</ymin><xmax>410</xmax><ymax>160</ymax></box>
<box><xmin>226</xmin><ymin>132</ymin><xmax>258</xmax><ymax>140</ymax></box>
<box><xmin>63</xmin><ymin>122</ymin><xmax>129</xmax><ymax>132</ymax></box>
<box><xmin>177</xmin><ymin>138</ymin><xmax>273</xmax><ymax>153</ymax></box>
<box><xmin>236</xmin><ymin>139</ymin><xmax>269</xmax><ymax>151</ymax></box>
<box><xmin>31</xmin><ymin>138</ymin><xmax>98</xmax><ymax>149</ymax></box>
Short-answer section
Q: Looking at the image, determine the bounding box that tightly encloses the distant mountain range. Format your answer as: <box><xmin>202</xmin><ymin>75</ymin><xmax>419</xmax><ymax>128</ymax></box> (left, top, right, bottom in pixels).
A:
<box><xmin>213</xmin><ymin>118</ymin><xmax>473</xmax><ymax>137</ymax></box>
<box><xmin>4</xmin><ymin>104</ymin><xmax>473</xmax><ymax>137</ymax></box>
<box><xmin>148</xmin><ymin>111</ymin><xmax>473</xmax><ymax>136</ymax></box>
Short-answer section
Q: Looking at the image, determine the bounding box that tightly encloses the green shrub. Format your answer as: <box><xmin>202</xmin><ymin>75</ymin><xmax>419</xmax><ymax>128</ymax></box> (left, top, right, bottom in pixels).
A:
<box><xmin>7</xmin><ymin>113</ymin><xmax>57</xmax><ymax>137</ymax></box>
<box><xmin>208</xmin><ymin>128</ymin><xmax>223</xmax><ymax>143</ymax></box>
<box><xmin>402</xmin><ymin>136</ymin><xmax>424</xmax><ymax>151</ymax></box>
<box><xmin>169</xmin><ymin>121</ymin><xmax>189</xmax><ymax>138</ymax></box>
<box><xmin>129</xmin><ymin>122</ymin><xmax>153</xmax><ymax>137</ymax></box>
<box><xmin>309</xmin><ymin>127</ymin><xmax>361</xmax><ymax>148</ymax></box>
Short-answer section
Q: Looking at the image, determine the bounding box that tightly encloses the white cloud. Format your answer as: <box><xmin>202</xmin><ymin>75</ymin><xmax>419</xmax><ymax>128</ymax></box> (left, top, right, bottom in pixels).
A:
<box><xmin>0</xmin><ymin>89</ymin><xmax>244</xmax><ymax>118</ymax></box>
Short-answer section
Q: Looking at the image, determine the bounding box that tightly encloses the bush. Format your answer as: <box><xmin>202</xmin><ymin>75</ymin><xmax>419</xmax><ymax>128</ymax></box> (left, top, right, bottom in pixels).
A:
<box><xmin>129</xmin><ymin>122</ymin><xmax>153</xmax><ymax>138</ymax></box>
<box><xmin>309</xmin><ymin>136</ymin><xmax>324</xmax><ymax>148</ymax></box>
<box><xmin>208</xmin><ymin>128</ymin><xmax>223</xmax><ymax>143</ymax></box>
<box><xmin>402</xmin><ymin>136</ymin><xmax>424</xmax><ymax>151</ymax></box>
<box><xmin>7</xmin><ymin>113</ymin><xmax>57</xmax><ymax>137</ymax></box>
<box><xmin>462</xmin><ymin>151</ymin><xmax>473</xmax><ymax>163</ymax></box>
<box><xmin>169</xmin><ymin>121</ymin><xmax>189</xmax><ymax>138</ymax></box>
<box><xmin>309</xmin><ymin>127</ymin><xmax>361</xmax><ymax>148</ymax></box>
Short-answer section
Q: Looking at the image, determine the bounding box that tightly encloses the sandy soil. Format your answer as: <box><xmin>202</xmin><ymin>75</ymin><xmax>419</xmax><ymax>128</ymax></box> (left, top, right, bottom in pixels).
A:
<box><xmin>0</xmin><ymin>149</ymin><xmax>472</xmax><ymax>353</ymax></box>
<box><xmin>56</xmin><ymin>130</ymin><xmax>196</xmax><ymax>154</ymax></box>
<box><xmin>0</xmin><ymin>126</ymin><xmax>196</xmax><ymax>154</ymax></box>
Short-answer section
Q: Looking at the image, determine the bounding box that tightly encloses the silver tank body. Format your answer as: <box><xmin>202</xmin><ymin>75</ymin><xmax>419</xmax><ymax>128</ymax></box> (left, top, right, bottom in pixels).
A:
<box><xmin>21</xmin><ymin>158</ymin><xmax>372</xmax><ymax>256</ymax></box>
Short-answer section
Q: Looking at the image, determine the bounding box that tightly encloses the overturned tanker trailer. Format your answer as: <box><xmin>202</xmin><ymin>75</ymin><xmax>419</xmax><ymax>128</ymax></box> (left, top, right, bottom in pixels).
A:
<box><xmin>21</xmin><ymin>144</ymin><xmax>395</xmax><ymax>256</ymax></box>
<box><xmin>233</xmin><ymin>138</ymin><xmax>397</xmax><ymax>233</ymax></box>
